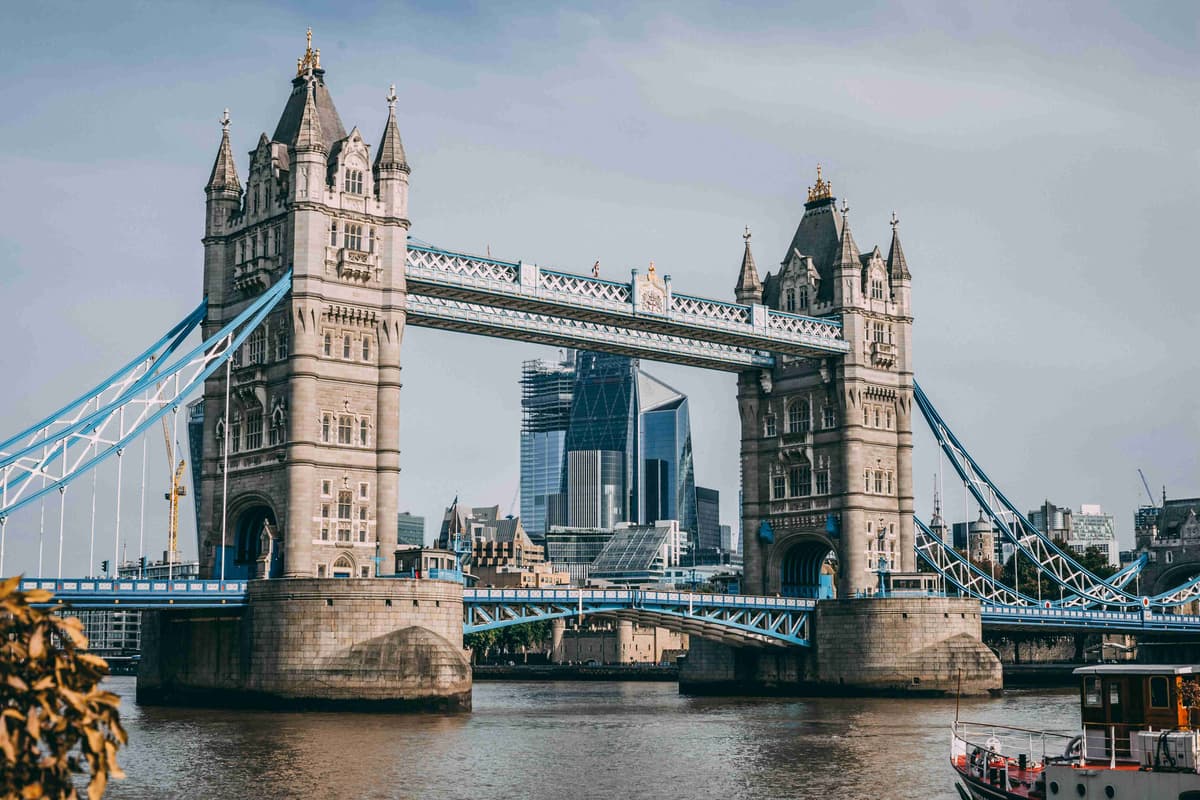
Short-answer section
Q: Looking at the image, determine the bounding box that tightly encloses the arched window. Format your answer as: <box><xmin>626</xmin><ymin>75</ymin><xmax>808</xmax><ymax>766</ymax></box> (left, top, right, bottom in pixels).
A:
<box><xmin>345</xmin><ymin>223</ymin><xmax>363</xmax><ymax>251</ymax></box>
<box><xmin>332</xmin><ymin>554</ymin><xmax>354</xmax><ymax>578</ymax></box>
<box><xmin>785</xmin><ymin>289</ymin><xmax>796</xmax><ymax>312</ymax></box>
<box><xmin>359</xmin><ymin>419</ymin><xmax>369</xmax><ymax>446</ymax></box>
<box><xmin>322</xmin><ymin>332</ymin><xmax>332</xmax><ymax>357</ymax></box>
<box><xmin>342</xmin><ymin>335</ymin><xmax>351</xmax><ymax>359</ymax></box>
<box><xmin>362</xmin><ymin>337</ymin><xmax>371</xmax><ymax>361</ymax></box>
<box><xmin>871</xmin><ymin>279</ymin><xmax>884</xmax><ymax>300</ymax></box>
<box><xmin>246</xmin><ymin>327</ymin><xmax>266</xmax><ymax>364</ymax></box>
<box><xmin>788</xmin><ymin>462</ymin><xmax>812</xmax><ymax>497</ymax></box>
<box><xmin>799</xmin><ymin>288</ymin><xmax>808</xmax><ymax>308</ymax></box>
<box><xmin>821</xmin><ymin>404</ymin><xmax>836</xmax><ymax>429</ymax></box>
<box><xmin>368</xmin><ymin>227</ymin><xmax>376</xmax><ymax>254</ymax></box>
<box><xmin>329</xmin><ymin>219</ymin><xmax>338</xmax><ymax>247</ymax></box>
<box><xmin>344</xmin><ymin>169</ymin><xmax>363</xmax><ymax>195</ymax></box>
<box><xmin>787</xmin><ymin>399</ymin><xmax>810</xmax><ymax>434</ymax></box>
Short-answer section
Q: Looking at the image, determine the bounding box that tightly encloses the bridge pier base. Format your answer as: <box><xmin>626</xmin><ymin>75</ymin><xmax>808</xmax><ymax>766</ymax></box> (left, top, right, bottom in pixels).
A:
<box><xmin>137</xmin><ymin>578</ymin><xmax>471</xmax><ymax>712</ymax></box>
<box><xmin>680</xmin><ymin>597</ymin><xmax>1001</xmax><ymax>696</ymax></box>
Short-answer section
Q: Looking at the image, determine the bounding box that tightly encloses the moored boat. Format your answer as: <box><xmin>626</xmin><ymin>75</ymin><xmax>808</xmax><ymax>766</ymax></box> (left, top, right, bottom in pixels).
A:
<box><xmin>951</xmin><ymin>664</ymin><xmax>1200</xmax><ymax>799</ymax></box>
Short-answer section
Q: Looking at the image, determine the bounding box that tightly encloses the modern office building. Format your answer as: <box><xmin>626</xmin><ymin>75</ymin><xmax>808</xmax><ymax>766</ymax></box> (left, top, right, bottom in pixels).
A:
<box><xmin>519</xmin><ymin>353</ymin><xmax>576</xmax><ymax>539</ymax></box>
<box><xmin>1028</xmin><ymin>500</ymin><xmax>1072</xmax><ymax>542</ymax></box>
<box><xmin>1070</xmin><ymin>504</ymin><xmax>1119</xmax><ymax>567</ymax></box>
<box><xmin>544</xmin><ymin>525</ymin><xmax>616</xmax><ymax>586</ymax></box>
<box><xmin>639</xmin><ymin>372</ymin><xmax>697</xmax><ymax>535</ymax></box>
<box><xmin>397</xmin><ymin>511</ymin><xmax>424</xmax><ymax>547</ymax></box>
<box><xmin>589</xmin><ymin>520</ymin><xmax>685</xmax><ymax>587</ymax></box>
<box><xmin>563</xmin><ymin>351</ymin><xmax>639</xmax><ymax>528</ymax></box>
<box><xmin>695</xmin><ymin>486</ymin><xmax>720</xmax><ymax>552</ymax></box>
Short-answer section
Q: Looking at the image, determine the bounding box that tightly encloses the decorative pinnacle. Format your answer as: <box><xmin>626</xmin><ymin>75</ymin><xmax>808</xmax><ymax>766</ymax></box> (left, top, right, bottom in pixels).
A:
<box><xmin>220</xmin><ymin>108</ymin><xmax>231</xmax><ymax>132</ymax></box>
<box><xmin>743</xmin><ymin>225</ymin><xmax>751</xmax><ymax>243</ymax></box>
<box><xmin>840</xmin><ymin>199</ymin><xmax>850</xmax><ymax>216</ymax></box>
<box><xmin>387</xmin><ymin>83</ymin><xmax>398</xmax><ymax>112</ymax></box>
<box><xmin>890</xmin><ymin>210</ymin><xmax>899</xmax><ymax>230</ymax></box>
<box><xmin>297</xmin><ymin>27</ymin><xmax>321</xmax><ymax>76</ymax></box>
<box><xmin>807</xmin><ymin>163</ymin><xmax>832</xmax><ymax>202</ymax></box>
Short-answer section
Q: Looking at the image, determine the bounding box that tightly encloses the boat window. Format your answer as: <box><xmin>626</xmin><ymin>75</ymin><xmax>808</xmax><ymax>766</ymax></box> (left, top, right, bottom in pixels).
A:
<box><xmin>1085</xmin><ymin>677</ymin><xmax>1102</xmax><ymax>707</ymax></box>
<box><xmin>1151</xmin><ymin>676</ymin><xmax>1170</xmax><ymax>708</ymax></box>
<box><xmin>1109</xmin><ymin>683</ymin><xmax>1120</xmax><ymax>705</ymax></box>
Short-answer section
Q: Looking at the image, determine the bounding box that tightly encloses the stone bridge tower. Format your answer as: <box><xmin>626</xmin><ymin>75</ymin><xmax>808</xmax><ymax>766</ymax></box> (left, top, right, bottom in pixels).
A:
<box><xmin>737</xmin><ymin>169</ymin><xmax>915</xmax><ymax>598</ymax></box>
<box><xmin>198</xmin><ymin>35</ymin><xmax>409</xmax><ymax>580</ymax></box>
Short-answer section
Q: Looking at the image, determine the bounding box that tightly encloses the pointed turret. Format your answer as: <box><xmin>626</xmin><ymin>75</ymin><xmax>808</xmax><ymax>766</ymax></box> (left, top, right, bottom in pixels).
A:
<box><xmin>832</xmin><ymin>202</ymin><xmax>861</xmax><ymax>270</ymax></box>
<box><xmin>735</xmin><ymin>226</ymin><xmax>763</xmax><ymax>305</ymax></box>
<box><xmin>887</xmin><ymin>211</ymin><xmax>911</xmax><ymax>280</ymax></box>
<box><xmin>206</xmin><ymin>109</ymin><xmax>241</xmax><ymax>194</ymax></box>
<box><xmin>293</xmin><ymin>78</ymin><xmax>325</xmax><ymax>153</ymax></box>
<box><xmin>374</xmin><ymin>84</ymin><xmax>408</xmax><ymax>173</ymax></box>
<box><xmin>374</xmin><ymin>84</ymin><xmax>410</xmax><ymax>219</ymax></box>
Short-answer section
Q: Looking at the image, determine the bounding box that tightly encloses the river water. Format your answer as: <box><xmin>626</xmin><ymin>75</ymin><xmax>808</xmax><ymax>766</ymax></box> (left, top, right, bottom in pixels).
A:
<box><xmin>102</xmin><ymin>677</ymin><xmax>1077</xmax><ymax>800</ymax></box>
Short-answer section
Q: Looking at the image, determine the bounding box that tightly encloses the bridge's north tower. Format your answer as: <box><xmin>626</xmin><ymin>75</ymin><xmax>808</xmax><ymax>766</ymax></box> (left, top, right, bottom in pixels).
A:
<box><xmin>736</xmin><ymin>170</ymin><xmax>915</xmax><ymax>598</ymax></box>
<box><xmin>199</xmin><ymin>36</ymin><xmax>408</xmax><ymax>580</ymax></box>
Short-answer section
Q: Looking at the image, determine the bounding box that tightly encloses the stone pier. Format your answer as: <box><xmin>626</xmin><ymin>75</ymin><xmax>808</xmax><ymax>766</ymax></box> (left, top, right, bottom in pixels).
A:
<box><xmin>137</xmin><ymin>578</ymin><xmax>471</xmax><ymax>711</ymax></box>
<box><xmin>680</xmin><ymin>596</ymin><xmax>1002</xmax><ymax>696</ymax></box>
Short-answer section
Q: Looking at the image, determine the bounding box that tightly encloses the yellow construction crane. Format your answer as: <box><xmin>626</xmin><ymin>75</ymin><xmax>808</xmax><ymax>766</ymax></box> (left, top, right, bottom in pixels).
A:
<box><xmin>161</xmin><ymin>416</ymin><xmax>187</xmax><ymax>563</ymax></box>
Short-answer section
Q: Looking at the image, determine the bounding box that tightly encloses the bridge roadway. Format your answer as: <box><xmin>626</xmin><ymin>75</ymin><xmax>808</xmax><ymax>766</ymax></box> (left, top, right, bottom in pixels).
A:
<box><xmin>21</xmin><ymin>578</ymin><xmax>1200</xmax><ymax>641</ymax></box>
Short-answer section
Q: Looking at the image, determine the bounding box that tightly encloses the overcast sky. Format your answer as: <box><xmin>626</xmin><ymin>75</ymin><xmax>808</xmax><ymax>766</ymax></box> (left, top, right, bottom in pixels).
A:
<box><xmin>1</xmin><ymin>1</ymin><xmax>1197</xmax><ymax>575</ymax></box>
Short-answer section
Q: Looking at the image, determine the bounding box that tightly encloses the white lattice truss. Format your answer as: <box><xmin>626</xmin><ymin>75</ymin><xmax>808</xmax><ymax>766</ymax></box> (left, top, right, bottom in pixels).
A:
<box><xmin>913</xmin><ymin>381</ymin><xmax>1200</xmax><ymax>609</ymax></box>
<box><xmin>404</xmin><ymin>294</ymin><xmax>776</xmax><ymax>370</ymax></box>
<box><xmin>405</xmin><ymin>244</ymin><xmax>849</xmax><ymax>358</ymax></box>
<box><xmin>0</xmin><ymin>273</ymin><xmax>291</xmax><ymax>519</ymax></box>
<box><xmin>463</xmin><ymin>589</ymin><xmax>812</xmax><ymax>647</ymax></box>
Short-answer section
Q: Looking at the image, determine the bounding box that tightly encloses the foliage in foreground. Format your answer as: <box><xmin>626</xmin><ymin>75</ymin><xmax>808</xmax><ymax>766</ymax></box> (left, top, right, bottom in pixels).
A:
<box><xmin>0</xmin><ymin>577</ymin><xmax>126</xmax><ymax>800</ymax></box>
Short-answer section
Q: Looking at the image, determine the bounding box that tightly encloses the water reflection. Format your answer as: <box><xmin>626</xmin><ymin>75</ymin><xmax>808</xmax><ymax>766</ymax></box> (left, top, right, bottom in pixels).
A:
<box><xmin>106</xmin><ymin>677</ymin><xmax>1076</xmax><ymax>800</ymax></box>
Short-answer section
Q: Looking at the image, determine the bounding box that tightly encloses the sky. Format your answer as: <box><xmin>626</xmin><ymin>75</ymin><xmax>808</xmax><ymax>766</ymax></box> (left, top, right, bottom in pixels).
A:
<box><xmin>1</xmin><ymin>1</ymin><xmax>1198</xmax><ymax>575</ymax></box>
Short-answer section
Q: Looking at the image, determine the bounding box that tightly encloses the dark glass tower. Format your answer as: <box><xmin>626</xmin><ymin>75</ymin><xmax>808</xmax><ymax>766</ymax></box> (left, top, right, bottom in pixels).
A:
<box><xmin>519</xmin><ymin>353</ymin><xmax>576</xmax><ymax>539</ymax></box>
<box><xmin>562</xmin><ymin>352</ymin><xmax>639</xmax><ymax>528</ymax></box>
<box><xmin>639</xmin><ymin>372</ymin><xmax>697</xmax><ymax>537</ymax></box>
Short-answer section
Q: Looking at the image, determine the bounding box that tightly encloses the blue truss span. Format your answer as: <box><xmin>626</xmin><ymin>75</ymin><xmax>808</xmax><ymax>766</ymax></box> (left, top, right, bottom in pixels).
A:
<box><xmin>463</xmin><ymin>587</ymin><xmax>813</xmax><ymax>647</ymax></box>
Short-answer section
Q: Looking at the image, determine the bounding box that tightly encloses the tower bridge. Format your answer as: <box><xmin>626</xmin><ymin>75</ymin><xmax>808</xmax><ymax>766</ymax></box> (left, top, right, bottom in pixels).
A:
<box><xmin>5</xmin><ymin>35</ymin><xmax>1200</xmax><ymax>707</ymax></box>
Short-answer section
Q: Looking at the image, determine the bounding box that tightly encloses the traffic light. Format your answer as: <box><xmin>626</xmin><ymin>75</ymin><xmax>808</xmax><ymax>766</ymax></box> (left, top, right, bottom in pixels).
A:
<box><xmin>139</xmin><ymin>556</ymin><xmax>147</xmax><ymax>575</ymax></box>
<box><xmin>101</xmin><ymin>560</ymin><xmax>109</xmax><ymax>576</ymax></box>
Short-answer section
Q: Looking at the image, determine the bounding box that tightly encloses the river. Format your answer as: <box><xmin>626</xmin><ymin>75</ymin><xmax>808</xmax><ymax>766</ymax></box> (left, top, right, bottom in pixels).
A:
<box><xmin>102</xmin><ymin>677</ymin><xmax>1077</xmax><ymax>800</ymax></box>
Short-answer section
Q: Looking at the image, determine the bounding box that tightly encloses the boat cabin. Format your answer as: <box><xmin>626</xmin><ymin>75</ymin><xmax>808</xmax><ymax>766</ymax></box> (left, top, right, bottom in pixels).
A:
<box><xmin>1075</xmin><ymin>664</ymin><xmax>1200</xmax><ymax>764</ymax></box>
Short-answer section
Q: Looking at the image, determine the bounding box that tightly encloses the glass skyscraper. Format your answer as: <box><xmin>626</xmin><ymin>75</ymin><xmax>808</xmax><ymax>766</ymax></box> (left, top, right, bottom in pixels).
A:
<box><xmin>519</xmin><ymin>353</ymin><xmax>576</xmax><ymax>540</ymax></box>
<box><xmin>519</xmin><ymin>350</ymin><xmax>701</xmax><ymax>543</ymax></box>
<box><xmin>638</xmin><ymin>372</ymin><xmax>697</xmax><ymax>536</ymax></box>
<box><xmin>563</xmin><ymin>352</ymin><xmax>639</xmax><ymax>529</ymax></box>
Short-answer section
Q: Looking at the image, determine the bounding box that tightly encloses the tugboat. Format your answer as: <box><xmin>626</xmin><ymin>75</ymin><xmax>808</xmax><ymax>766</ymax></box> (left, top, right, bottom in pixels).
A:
<box><xmin>951</xmin><ymin>665</ymin><xmax>1200</xmax><ymax>799</ymax></box>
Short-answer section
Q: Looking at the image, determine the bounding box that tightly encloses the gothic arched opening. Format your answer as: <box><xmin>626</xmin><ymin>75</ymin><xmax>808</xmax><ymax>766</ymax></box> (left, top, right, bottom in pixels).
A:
<box><xmin>230</xmin><ymin>504</ymin><xmax>279</xmax><ymax>580</ymax></box>
<box><xmin>332</xmin><ymin>554</ymin><xmax>354</xmax><ymax>578</ymax></box>
<box><xmin>779</xmin><ymin>538</ymin><xmax>837</xmax><ymax>599</ymax></box>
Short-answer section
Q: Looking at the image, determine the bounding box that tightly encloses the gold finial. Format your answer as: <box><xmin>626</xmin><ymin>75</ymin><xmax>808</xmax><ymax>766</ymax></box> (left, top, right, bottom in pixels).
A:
<box><xmin>648</xmin><ymin>260</ymin><xmax>657</xmax><ymax>278</ymax></box>
<box><xmin>807</xmin><ymin>163</ymin><xmax>832</xmax><ymax>202</ymax></box>
<box><xmin>297</xmin><ymin>27</ymin><xmax>320</xmax><ymax>76</ymax></box>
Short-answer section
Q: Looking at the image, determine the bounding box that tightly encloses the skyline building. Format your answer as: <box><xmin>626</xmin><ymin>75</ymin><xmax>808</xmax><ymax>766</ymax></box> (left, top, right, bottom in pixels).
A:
<box><xmin>639</xmin><ymin>371</ymin><xmax>697</xmax><ymax>535</ymax></box>
<box><xmin>563</xmin><ymin>351</ymin><xmax>640</xmax><ymax>529</ymax></box>
<box><xmin>519</xmin><ymin>352</ymin><xmax>576</xmax><ymax>539</ymax></box>
<box><xmin>397</xmin><ymin>511</ymin><xmax>425</xmax><ymax>547</ymax></box>
<box><xmin>695</xmin><ymin>486</ymin><xmax>720</xmax><ymax>552</ymax></box>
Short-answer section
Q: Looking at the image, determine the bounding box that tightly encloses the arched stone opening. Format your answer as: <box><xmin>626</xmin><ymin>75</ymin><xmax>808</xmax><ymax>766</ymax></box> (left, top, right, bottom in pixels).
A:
<box><xmin>228</xmin><ymin>503</ymin><xmax>279</xmax><ymax>580</ymax></box>
<box><xmin>772</xmin><ymin>533</ymin><xmax>838</xmax><ymax>599</ymax></box>
<box><xmin>331</xmin><ymin>553</ymin><xmax>355</xmax><ymax>578</ymax></box>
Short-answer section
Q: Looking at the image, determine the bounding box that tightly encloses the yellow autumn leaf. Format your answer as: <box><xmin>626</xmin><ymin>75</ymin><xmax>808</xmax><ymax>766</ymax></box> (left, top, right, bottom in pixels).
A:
<box><xmin>28</xmin><ymin>628</ymin><xmax>45</xmax><ymax>660</ymax></box>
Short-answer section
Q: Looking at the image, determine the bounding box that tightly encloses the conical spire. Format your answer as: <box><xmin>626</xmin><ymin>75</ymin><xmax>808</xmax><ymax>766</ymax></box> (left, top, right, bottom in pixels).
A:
<box><xmin>887</xmin><ymin>211</ymin><xmax>911</xmax><ymax>280</ymax></box>
<box><xmin>832</xmin><ymin>201</ymin><xmax>861</xmax><ymax>270</ymax></box>
<box><xmin>735</xmin><ymin>226</ymin><xmax>763</xmax><ymax>304</ymax></box>
<box><xmin>206</xmin><ymin>109</ymin><xmax>241</xmax><ymax>193</ymax></box>
<box><xmin>293</xmin><ymin>76</ymin><xmax>325</xmax><ymax>152</ymax></box>
<box><xmin>374</xmin><ymin>84</ymin><xmax>409</xmax><ymax>172</ymax></box>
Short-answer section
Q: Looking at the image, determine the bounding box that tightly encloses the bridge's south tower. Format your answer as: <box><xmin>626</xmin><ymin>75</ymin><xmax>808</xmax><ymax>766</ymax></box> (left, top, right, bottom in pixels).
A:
<box><xmin>198</xmin><ymin>38</ymin><xmax>409</xmax><ymax>579</ymax></box>
<box><xmin>737</xmin><ymin>169</ymin><xmax>914</xmax><ymax>597</ymax></box>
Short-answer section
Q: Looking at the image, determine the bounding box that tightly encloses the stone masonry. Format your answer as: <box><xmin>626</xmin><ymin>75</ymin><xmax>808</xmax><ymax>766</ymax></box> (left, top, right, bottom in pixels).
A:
<box><xmin>137</xmin><ymin>578</ymin><xmax>470</xmax><ymax>710</ymax></box>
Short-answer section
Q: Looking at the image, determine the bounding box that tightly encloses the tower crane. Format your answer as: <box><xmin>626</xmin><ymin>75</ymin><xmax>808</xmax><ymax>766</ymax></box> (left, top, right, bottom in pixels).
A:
<box><xmin>161</xmin><ymin>415</ymin><xmax>187</xmax><ymax>565</ymax></box>
<box><xmin>1138</xmin><ymin>468</ymin><xmax>1158</xmax><ymax>508</ymax></box>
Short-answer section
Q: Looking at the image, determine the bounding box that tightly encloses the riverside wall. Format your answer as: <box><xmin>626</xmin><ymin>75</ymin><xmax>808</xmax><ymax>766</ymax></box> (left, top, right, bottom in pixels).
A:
<box><xmin>137</xmin><ymin>578</ymin><xmax>471</xmax><ymax>711</ymax></box>
<box><xmin>680</xmin><ymin>596</ymin><xmax>1002</xmax><ymax>696</ymax></box>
